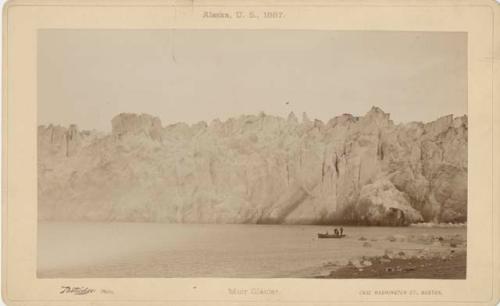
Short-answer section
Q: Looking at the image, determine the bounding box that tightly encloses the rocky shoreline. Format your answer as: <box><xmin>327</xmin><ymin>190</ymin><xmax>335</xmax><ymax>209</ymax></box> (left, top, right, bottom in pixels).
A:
<box><xmin>314</xmin><ymin>232</ymin><xmax>466</xmax><ymax>279</ymax></box>
<box><xmin>321</xmin><ymin>252</ymin><xmax>466</xmax><ymax>279</ymax></box>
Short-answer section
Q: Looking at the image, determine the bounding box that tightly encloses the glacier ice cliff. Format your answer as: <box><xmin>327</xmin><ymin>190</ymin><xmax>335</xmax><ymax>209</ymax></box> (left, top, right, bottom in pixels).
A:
<box><xmin>38</xmin><ymin>107</ymin><xmax>467</xmax><ymax>225</ymax></box>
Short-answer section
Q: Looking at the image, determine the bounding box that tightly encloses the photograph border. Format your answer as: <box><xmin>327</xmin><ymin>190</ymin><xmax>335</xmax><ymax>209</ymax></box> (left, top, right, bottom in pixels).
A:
<box><xmin>2</xmin><ymin>0</ymin><xmax>499</xmax><ymax>305</ymax></box>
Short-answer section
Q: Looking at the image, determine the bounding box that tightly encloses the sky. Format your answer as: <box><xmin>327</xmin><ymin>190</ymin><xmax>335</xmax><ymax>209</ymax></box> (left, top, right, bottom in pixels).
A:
<box><xmin>38</xmin><ymin>30</ymin><xmax>467</xmax><ymax>132</ymax></box>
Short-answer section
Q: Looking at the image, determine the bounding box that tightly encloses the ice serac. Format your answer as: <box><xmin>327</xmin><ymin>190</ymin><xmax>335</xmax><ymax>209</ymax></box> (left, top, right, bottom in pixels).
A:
<box><xmin>38</xmin><ymin>108</ymin><xmax>468</xmax><ymax>225</ymax></box>
<box><xmin>111</xmin><ymin>113</ymin><xmax>163</xmax><ymax>141</ymax></box>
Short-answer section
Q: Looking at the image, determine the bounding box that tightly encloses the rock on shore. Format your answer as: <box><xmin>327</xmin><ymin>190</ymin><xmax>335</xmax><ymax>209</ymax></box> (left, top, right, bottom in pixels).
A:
<box><xmin>318</xmin><ymin>232</ymin><xmax>466</xmax><ymax>279</ymax></box>
<box><xmin>38</xmin><ymin>107</ymin><xmax>467</xmax><ymax>224</ymax></box>
<box><xmin>323</xmin><ymin>251</ymin><xmax>466</xmax><ymax>279</ymax></box>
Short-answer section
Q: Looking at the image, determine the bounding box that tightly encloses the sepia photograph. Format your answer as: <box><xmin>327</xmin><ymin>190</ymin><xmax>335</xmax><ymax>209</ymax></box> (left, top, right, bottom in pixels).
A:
<box><xmin>36</xmin><ymin>29</ymin><xmax>468</xmax><ymax>279</ymax></box>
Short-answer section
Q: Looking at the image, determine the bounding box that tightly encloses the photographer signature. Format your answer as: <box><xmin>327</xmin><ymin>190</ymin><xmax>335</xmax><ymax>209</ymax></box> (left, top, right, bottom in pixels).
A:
<box><xmin>59</xmin><ymin>286</ymin><xmax>114</xmax><ymax>295</ymax></box>
<box><xmin>59</xmin><ymin>286</ymin><xmax>96</xmax><ymax>295</ymax></box>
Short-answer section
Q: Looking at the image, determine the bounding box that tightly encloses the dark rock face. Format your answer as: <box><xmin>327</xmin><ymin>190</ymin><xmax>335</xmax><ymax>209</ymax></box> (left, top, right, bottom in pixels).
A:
<box><xmin>38</xmin><ymin>108</ymin><xmax>467</xmax><ymax>225</ymax></box>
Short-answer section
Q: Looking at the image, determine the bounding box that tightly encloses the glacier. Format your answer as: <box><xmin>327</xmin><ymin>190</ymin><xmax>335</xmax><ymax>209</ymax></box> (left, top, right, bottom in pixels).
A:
<box><xmin>38</xmin><ymin>107</ymin><xmax>467</xmax><ymax>225</ymax></box>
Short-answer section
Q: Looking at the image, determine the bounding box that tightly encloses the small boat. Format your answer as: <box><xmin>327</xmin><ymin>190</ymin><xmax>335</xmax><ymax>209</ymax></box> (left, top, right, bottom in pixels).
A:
<box><xmin>317</xmin><ymin>233</ymin><xmax>346</xmax><ymax>239</ymax></box>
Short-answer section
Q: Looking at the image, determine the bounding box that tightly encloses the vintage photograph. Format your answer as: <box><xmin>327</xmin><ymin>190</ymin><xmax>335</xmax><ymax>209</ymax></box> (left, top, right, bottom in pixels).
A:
<box><xmin>37</xmin><ymin>30</ymin><xmax>467</xmax><ymax>279</ymax></box>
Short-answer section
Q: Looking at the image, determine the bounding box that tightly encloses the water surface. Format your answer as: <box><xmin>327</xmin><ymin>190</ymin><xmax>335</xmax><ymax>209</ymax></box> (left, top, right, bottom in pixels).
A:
<box><xmin>38</xmin><ymin>222</ymin><xmax>466</xmax><ymax>278</ymax></box>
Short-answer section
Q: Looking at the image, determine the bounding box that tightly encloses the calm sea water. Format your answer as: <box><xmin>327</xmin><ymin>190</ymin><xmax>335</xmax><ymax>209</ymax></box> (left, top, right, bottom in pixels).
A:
<box><xmin>37</xmin><ymin>222</ymin><xmax>466</xmax><ymax>278</ymax></box>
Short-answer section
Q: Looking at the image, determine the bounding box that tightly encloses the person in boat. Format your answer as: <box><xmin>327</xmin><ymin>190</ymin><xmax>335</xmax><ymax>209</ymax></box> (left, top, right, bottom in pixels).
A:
<box><xmin>340</xmin><ymin>227</ymin><xmax>344</xmax><ymax>236</ymax></box>
<box><xmin>334</xmin><ymin>228</ymin><xmax>339</xmax><ymax>236</ymax></box>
